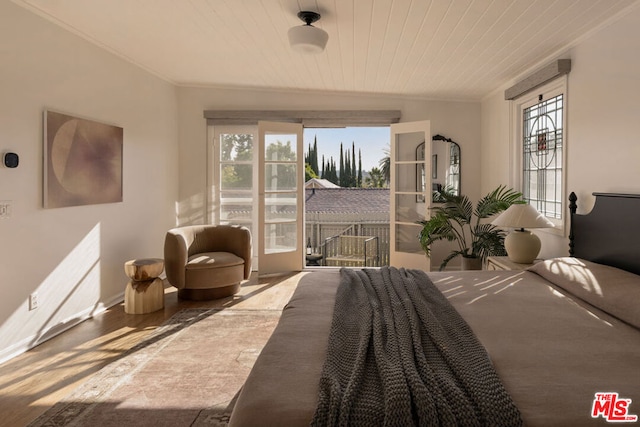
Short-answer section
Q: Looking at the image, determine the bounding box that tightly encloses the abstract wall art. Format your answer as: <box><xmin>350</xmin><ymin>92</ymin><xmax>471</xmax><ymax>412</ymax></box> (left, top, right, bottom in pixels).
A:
<box><xmin>44</xmin><ymin>110</ymin><xmax>123</xmax><ymax>208</ymax></box>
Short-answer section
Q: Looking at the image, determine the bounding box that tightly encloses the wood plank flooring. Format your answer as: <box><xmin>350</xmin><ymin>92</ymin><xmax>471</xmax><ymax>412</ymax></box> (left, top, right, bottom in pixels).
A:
<box><xmin>0</xmin><ymin>271</ymin><xmax>309</xmax><ymax>427</ymax></box>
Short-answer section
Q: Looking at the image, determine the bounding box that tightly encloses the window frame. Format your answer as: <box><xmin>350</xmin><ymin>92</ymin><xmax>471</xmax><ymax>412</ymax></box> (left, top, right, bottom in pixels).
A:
<box><xmin>208</xmin><ymin>123</ymin><xmax>258</xmax><ymax>227</ymax></box>
<box><xmin>510</xmin><ymin>76</ymin><xmax>568</xmax><ymax>236</ymax></box>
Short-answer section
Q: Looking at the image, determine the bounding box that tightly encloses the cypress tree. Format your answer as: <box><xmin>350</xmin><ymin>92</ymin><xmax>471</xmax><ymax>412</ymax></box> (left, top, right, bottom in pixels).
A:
<box><xmin>344</xmin><ymin>150</ymin><xmax>350</xmax><ymax>187</ymax></box>
<box><xmin>312</xmin><ymin>136</ymin><xmax>319</xmax><ymax>176</ymax></box>
<box><xmin>358</xmin><ymin>149</ymin><xmax>363</xmax><ymax>187</ymax></box>
<box><xmin>331</xmin><ymin>157</ymin><xmax>338</xmax><ymax>184</ymax></box>
<box><xmin>305</xmin><ymin>143</ymin><xmax>313</xmax><ymax>176</ymax></box>
<box><xmin>339</xmin><ymin>143</ymin><xmax>344</xmax><ymax>186</ymax></box>
<box><xmin>351</xmin><ymin>142</ymin><xmax>356</xmax><ymax>187</ymax></box>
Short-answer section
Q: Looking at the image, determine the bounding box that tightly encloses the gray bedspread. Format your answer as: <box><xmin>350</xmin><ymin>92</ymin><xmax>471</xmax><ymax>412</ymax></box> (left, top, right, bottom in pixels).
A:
<box><xmin>229</xmin><ymin>269</ymin><xmax>640</xmax><ymax>427</ymax></box>
<box><xmin>312</xmin><ymin>267</ymin><xmax>522</xmax><ymax>426</ymax></box>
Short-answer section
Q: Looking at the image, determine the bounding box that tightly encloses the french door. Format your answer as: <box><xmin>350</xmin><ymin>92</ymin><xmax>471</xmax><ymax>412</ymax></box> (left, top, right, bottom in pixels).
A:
<box><xmin>210</xmin><ymin>125</ymin><xmax>259</xmax><ymax>268</ymax></box>
<box><xmin>389</xmin><ymin>120</ymin><xmax>431</xmax><ymax>270</ymax></box>
<box><xmin>212</xmin><ymin>120</ymin><xmax>424</xmax><ymax>272</ymax></box>
<box><xmin>257</xmin><ymin>121</ymin><xmax>304</xmax><ymax>275</ymax></box>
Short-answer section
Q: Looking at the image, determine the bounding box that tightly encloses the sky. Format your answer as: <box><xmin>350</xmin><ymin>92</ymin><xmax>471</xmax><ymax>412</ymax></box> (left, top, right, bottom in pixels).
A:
<box><xmin>303</xmin><ymin>127</ymin><xmax>390</xmax><ymax>172</ymax></box>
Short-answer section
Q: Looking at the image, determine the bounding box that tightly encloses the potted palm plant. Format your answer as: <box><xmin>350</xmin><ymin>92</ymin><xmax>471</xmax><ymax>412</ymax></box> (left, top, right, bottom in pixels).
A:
<box><xmin>419</xmin><ymin>185</ymin><xmax>523</xmax><ymax>270</ymax></box>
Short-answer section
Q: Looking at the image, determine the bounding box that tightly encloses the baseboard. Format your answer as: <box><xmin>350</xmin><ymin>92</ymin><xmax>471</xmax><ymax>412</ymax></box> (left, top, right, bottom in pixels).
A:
<box><xmin>0</xmin><ymin>291</ymin><xmax>125</xmax><ymax>365</ymax></box>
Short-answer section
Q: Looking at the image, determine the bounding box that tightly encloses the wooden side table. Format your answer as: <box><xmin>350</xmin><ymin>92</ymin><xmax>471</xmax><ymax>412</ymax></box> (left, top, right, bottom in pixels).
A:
<box><xmin>124</xmin><ymin>258</ymin><xmax>165</xmax><ymax>314</ymax></box>
<box><xmin>486</xmin><ymin>256</ymin><xmax>541</xmax><ymax>271</ymax></box>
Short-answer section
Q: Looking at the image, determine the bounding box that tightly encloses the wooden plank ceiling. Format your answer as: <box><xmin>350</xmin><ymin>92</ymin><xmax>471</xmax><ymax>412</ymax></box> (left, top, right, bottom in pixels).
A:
<box><xmin>14</xmin><ymin>0</ymin><xmax>639</xmax><ymax>100</ymax></box>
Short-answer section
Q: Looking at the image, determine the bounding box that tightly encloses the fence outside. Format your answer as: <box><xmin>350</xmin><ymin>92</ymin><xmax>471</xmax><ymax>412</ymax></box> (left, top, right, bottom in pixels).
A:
<box><xmin>324</xmin><ymin>235</ymin><xmax>379</xmax><ymax>267</ymax></box>
<box><xmin>305</xmin><ymin>211</ymin><xmax>390</xmax><ymax>267</ymax></box>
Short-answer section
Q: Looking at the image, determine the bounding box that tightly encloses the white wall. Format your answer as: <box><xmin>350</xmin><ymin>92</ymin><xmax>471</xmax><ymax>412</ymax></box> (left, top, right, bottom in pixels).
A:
<box><xmin>480</xmin><ymin>5</ymin><xmax>640</xmax><ymax>258</ymax></box>
<box><xmin>176</xmin><ymin>86</ymin><xmax>482</xmax><ymax>269</ymax></box>
<box><xmin>0</xmin><ymin>0</ymin><xmax>479</xmax><ymax>362</ymax></box>
<box><xmin>0</xmin><ymin>2</ymin><xmax>179</xmax><ymax>362</ymax></box>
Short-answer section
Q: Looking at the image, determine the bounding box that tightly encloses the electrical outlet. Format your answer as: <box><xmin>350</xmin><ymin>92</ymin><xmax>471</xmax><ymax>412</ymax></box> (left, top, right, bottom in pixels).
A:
<box><xmin>29</xmin><ymin>292</ymin><xmax>39</xmax><ymax>310</ymax></box>
<box><xmin>0</xmin><ymin>201</ymin><xmax>11</xmax><ymax>219</ymax></box>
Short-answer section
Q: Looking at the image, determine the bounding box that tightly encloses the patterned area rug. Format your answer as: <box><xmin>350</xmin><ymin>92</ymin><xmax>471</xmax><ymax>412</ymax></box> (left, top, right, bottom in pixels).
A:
<box><xmin>28</xmin><ymin>308</ymin><xmax>281</xmax><ymax>427</ymax></box>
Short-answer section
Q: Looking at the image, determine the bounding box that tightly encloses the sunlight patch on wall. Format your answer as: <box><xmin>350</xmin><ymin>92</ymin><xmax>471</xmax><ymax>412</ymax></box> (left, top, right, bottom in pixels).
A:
<box><xmin>0</xmin><ymin>223</ymin><xmax>102</xmax><ymax>363</ymax></box>
<box><xmin>176</xmin><ymin>193</ymin><xmax>205</xmax><ymax>226</ymax></box>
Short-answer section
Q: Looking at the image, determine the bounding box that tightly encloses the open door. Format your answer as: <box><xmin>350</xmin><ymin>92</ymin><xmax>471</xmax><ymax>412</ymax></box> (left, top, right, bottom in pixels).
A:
<box><xmin>389</xmin><ymin>120</ymin><xmax>431</xmax><ymax>270</ymax></box>
<box><xmin>258</xmin><ymin>121</ymin><xmax>304</xmax><ymax>275</ymax></box>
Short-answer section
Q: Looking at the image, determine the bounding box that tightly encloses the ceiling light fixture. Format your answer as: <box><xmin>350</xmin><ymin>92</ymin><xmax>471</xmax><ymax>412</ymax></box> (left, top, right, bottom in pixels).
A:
<box><xmin>288</xmin><ymin>11</ymin><xmax>328</xmax><ymax>54</ymax></box>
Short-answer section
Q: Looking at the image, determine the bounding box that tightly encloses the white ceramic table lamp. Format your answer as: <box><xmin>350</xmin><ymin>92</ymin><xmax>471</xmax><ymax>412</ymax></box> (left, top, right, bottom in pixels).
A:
<box><xmin>491</xmin><ymin>203</ymin><xmax>554</xmax><ymax>264</ymax></box>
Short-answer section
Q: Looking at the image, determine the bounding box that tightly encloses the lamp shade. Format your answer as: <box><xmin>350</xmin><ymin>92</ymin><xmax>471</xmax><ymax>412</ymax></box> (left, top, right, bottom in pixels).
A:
<box><xmin>491</xmin><ymin>203</ymin><xmax>554</xmax><ymax>229</ymax></box>
<box><xmin>288</xmin><ymin>24</ymin><xmax>328</xmax><ymax>54</ymax></box>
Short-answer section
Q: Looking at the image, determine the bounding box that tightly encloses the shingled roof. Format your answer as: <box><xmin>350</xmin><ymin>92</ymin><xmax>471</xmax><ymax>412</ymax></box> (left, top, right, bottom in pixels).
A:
<box><xmin>305</xmin><ymin>188</ymin><xmax>389</xmax><ymax>214</ymax></box>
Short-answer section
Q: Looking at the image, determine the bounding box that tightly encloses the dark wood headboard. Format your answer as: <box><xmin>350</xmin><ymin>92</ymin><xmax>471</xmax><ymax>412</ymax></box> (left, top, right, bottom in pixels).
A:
<box><xmin>569</xmin><ymin>192</ymin><xmax>640</xmax><ymax>276</ymax></box>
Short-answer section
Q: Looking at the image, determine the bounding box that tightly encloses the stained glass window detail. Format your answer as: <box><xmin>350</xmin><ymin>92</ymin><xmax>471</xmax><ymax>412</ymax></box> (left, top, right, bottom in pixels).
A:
<box><xmin>522</xmin><ymin>94</ymin><xmax>563</xmax><ymax>220</ymax></box>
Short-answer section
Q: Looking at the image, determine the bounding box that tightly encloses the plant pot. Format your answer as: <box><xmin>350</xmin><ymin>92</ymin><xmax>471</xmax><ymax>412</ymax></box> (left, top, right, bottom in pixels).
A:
<box><xmin>461</xmin><ymin>256</ymin><xmax>482</xmax><ymax>270</ymax></box>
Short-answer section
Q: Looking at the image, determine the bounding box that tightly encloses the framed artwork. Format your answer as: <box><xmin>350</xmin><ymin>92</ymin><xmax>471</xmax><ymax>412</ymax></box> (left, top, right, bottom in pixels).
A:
<box><xmin>44</xmin><ymin>110</ymin><xmax>123</xmax><ymax>208</ymax></box>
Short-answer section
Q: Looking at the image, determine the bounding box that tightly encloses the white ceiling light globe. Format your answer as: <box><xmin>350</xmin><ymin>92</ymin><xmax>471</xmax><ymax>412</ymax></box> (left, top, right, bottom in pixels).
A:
<box><xmin>288</xmin><ymin>24</ymin><xmax>328</xmax><ymax>54</ymax></box>
<box><xmin>288</xmin><ymin>11</ymin><xmax>328</xmax><ymax>54</ymax></box>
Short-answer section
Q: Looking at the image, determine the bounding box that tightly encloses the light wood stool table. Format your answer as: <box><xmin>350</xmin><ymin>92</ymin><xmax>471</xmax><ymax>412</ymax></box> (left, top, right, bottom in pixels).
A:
<box><xmin>124</xmin><ymin>258</ymin><xmax>165</xmax><ymax>314</ymax></box>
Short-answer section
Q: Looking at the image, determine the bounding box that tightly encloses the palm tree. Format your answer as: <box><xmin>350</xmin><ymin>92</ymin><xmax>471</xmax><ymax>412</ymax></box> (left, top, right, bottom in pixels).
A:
<box><xmin>379</xmin><ymin>146</ymin><xmax>390</xmax><ymax>184</ymax></box>
<box><xmin>364</xmin><ymin>167</ymin><xmax>386</xmax><ymax>188</ymax></box>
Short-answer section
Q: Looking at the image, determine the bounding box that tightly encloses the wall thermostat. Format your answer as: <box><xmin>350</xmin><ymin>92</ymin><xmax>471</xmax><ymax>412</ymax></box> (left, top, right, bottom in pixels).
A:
<box><xmin>3</xmin><ymin>152</ymin><xmax>19</xmax><ymax>168</ymax></box>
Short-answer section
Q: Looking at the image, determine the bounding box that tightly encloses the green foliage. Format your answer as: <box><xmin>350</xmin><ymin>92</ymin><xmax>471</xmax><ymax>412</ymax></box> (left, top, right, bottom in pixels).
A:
<box><xmin>418</xmin><ymin>185</ymin><xmax>523</xmax><ymax>270</ymax></box>
<box><xmin>265</xmin><ymin>139</ymin><xmax>296</xmax><ymax>189</ymax></box>
<box><xmin>305</xmin><ymin>137</ymin><xmax>320</xmax><ymax>177</ymax></box>
<box><xmin>363</xmin><ymin>167</ymin><xmax>386</xmax><ymax>188</ymax></box>
<box><xmin>358</xmin><ymin>149</ymin><xmax>363</xmax><ymax>187</ymax></box>
<box><xmin>351</xmin><ymin>142</ymin><xmax>357</xmax><ymax>187</ymax></box>
<box><xmin>266</xmin><ymin>139</ymin><xmax>295</xmax><ymax>161</ymax></box>
<box><xmin>305</xmin><ymin>163</ymin><xmax>318</xmax><ymax>181</ymax></box>
<box><xmin>339</xmin><ymin>143</ymin><xmax>345</xmax><ymax>186</ymax></box>
<box><xmin>322</xmin><ymin>156</ymin><xmax>339</xmax><ymax>184</ymax></box>
<box><xmin>220</xmin><ymin>133</ymin><xmax>253</xmax><ymax>189</ymax></box>
<box><xmin>305</xmin><ymin>136</ymin><xmax>388</xmax><ymax>188</ymax></box>
<box><xmin>379</xmin><ymin>146</ymin><xmax>390</xmax><ymax>185</ymax></box>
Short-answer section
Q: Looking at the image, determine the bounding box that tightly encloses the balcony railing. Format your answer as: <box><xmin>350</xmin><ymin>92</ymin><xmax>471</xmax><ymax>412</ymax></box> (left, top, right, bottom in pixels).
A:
<box><xmin>323</xmin><ymin>235</ymin><xmax>379</xmax><ymax>267</ymax></box>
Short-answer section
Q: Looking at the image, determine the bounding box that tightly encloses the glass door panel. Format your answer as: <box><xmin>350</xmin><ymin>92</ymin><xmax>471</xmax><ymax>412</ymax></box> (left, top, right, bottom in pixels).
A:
<box><xmin>210</xmin><ymin>125</ymin><xmax>258</xmax><ymax>268</ymax></box>
<box><xmin>389</xmin><ymin>121</ymin><xmax>431</xmax><ymax>270</ymax></box>
<box><xmin>258</xmin><ymin>121</ymin><xmax>303</xmax><ymax>274</ymax></box>
<box><xmin>218</xmin><ymin>129</ymin><xmax>255</xmax><ymax>225</ymax></box>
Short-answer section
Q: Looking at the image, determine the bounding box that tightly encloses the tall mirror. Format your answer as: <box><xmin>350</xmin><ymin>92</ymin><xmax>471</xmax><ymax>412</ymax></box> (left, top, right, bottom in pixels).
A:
<box><xmin>416</xmin><ymin>134</ymin><xmax>460</xmax><ymax>202</ymax></box>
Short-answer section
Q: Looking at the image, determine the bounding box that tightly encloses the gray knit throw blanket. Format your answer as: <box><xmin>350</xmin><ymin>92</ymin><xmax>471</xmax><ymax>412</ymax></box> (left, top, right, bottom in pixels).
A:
<box><xmin>311</xmin><ymin>267</ymin><xmax>522</xmax><ymax>427</ymax></box>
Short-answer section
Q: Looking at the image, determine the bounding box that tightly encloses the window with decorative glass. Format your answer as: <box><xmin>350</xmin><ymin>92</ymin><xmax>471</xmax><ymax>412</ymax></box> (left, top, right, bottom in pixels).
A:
<box><xmin>513</xmin><ymin>79</ymin><xmax>567</xmax><ymax>232</ymax></box>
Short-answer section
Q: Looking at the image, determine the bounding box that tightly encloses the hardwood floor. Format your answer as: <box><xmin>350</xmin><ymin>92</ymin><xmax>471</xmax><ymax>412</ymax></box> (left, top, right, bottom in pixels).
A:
<box><xmin>0</xmin><ymin>271</ymin><xmax>308</xmax><ymax>427</ymax></box>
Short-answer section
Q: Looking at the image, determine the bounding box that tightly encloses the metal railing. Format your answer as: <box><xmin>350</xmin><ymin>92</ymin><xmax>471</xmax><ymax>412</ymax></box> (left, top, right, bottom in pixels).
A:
<box><xmin>305</xmin><ymin>217</ymin><xmax>390</xmax><ymax>266</ymax></box>
<box><xmin>323</xmin><ymin>235</ymin><xmax>380</xmax><ymax>267</ymax></box>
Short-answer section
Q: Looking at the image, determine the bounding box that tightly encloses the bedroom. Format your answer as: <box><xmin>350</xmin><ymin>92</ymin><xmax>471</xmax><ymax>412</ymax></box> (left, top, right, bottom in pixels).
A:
<box><xmin>1</xmin><ymin>0</ymin><xmax>640</xmax><ymax>425</ymax></box>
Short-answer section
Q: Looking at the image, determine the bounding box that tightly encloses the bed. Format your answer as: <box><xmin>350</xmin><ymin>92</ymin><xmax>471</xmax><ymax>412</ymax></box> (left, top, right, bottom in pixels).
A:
<box><xmin>229</xmin><ymin>193</ymin><xmax>640</xmax><ymax>426</ymax></box>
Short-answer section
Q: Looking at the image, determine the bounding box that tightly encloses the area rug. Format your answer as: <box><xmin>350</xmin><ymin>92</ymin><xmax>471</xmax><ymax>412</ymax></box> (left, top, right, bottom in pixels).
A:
<box><xmin>28</xmin><ymin>308</ymin><xmax>281</xmax><ymax>427</ymax></box>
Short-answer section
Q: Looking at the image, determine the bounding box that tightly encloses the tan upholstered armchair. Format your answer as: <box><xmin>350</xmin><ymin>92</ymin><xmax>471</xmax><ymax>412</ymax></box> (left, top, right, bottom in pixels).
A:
<box><xmin>164</xmin><ymin>225</ymin><xmax>252</xmax><ymax>300</ymax></box>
